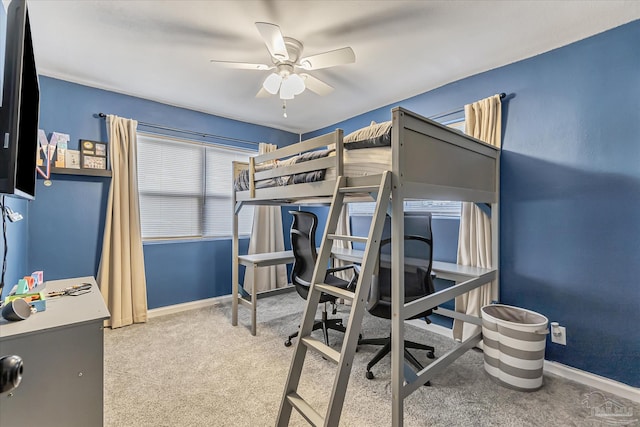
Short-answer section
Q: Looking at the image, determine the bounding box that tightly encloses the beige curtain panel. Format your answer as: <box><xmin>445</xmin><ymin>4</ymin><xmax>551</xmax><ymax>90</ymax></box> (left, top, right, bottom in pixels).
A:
<box><xmin>98</xmin><ymin>115</ymin><xmax>148</xmax><ymax>329</ymax></box>
<box><xmin>243</xmin><ymin>143</ymin><xmax>288</xmax><ymax>293</ymax></box>
<box><xmin>452</xmin><ymin>94</ymin><xmax>502</xmax><ymax>342</ymax></box>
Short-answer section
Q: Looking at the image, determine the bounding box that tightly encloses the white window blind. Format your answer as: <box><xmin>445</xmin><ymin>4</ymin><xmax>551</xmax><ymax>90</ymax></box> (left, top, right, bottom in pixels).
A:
<box><xmin>137</xmin><ymin>133</ymin><xmax>255</xmax><ymax>240</ymax></box>
<box><xmin>348</xmin><ymin>200</ymin><xmax>462</xmax><ymax>217</ymax></box>
<box><xmin>203</xmin><ymin>144</ymin><xmax>254</xmax><ymax>237</ymax></box>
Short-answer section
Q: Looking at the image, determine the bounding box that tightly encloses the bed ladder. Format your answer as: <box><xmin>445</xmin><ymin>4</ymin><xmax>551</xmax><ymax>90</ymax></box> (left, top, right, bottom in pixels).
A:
<box><xmin>276</xmin><ymin>171</ymin><xmax>392</xmax><ymax>427</ymax></box>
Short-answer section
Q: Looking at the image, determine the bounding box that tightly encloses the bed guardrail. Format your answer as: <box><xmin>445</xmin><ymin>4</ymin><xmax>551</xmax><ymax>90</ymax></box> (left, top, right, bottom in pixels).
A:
<box><xmin>234</xmin><ymin>129</ymin><xmax>344</xmax><ymax>199</ymax></box>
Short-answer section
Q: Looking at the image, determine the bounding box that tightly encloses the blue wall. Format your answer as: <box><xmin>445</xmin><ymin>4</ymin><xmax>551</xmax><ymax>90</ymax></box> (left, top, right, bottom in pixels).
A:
<box><xmin>143</xmin><ymin>238</ymin><xmax>249</xmax><ymax>308</ymax></box>
<box><xmin>24</xmin><ymin>76</ymin><xmax>299</xmax><ymax>307</ymax></box>
<box><xmin>498</xmin><ymin>22</ymin><xmax>639</xmax><ymax>386</ymax></box>
<box><xmin>304</xmin><ymin>21</ymin><xmax>640</xmax><ymax>387</ymax></box>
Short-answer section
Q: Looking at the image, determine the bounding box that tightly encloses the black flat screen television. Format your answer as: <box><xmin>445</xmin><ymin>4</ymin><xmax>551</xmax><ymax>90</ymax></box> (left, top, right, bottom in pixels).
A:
<box><xmin>0</xmin><ymin>0</ymin><xmax>40</xmax><ymax>200</ymax></box>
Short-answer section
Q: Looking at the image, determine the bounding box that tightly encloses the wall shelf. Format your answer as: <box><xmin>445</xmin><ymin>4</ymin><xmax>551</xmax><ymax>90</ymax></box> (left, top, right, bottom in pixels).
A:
<box><xmin>50</xmin><ymin>166</ymin><xmax>112</xmax><ymax>177</ymax></box>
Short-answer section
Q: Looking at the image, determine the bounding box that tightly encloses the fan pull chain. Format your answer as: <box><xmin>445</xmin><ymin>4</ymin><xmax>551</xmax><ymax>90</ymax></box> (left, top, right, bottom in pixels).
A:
<box><xmin>282</xmin><ymin>100</ymin><xmax>288</xmax><ymax>118</ymax></box>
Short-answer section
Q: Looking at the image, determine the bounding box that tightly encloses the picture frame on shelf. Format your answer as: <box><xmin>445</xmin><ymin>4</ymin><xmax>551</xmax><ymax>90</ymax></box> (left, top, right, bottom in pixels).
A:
<box><xmin>55</xmin><ymin>141</ymin><xmax>67</xmax><ymax>168</ymax></box>
<box><xmin>65</xmin><ymin>149</ymin><xmax>81</xmax><ymax>169</ymax></box>
<box><xmin>79</xmin><ymin>140</ymin><xmax>108</xmax><ymax>170</ymax></box>
<box><xmin>82</xmin><ymin>155</ymin><xmax>107</xmax><ymax>170</ymax></box>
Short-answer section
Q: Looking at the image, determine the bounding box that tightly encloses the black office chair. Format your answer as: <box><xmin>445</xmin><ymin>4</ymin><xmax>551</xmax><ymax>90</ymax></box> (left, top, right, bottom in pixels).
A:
<box><xmin>285</xmin><ymin>211</ymin><xmax>359</xmax><ymax>347</ymax></box>
<box><xmin>359</xmin><ymin>217</ymin><xmax>436</xmax><ymax>383</ymax></box>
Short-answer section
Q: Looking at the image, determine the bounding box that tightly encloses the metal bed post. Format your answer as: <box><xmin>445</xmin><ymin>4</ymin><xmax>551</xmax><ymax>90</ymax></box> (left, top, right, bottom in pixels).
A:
<box><xmin>390</xmin><ymin>108</ymin><xmax>406</xmax><ymax>426</ymax></box>
<box><xmin>491</xmin><ymin>151</ymin><xmax>501</xmax><ymax>303</ymax></box>
<box><xmin>231</xmin><ymin>161</ymin><xmax>240</xmax><ymax>327</ymax></box>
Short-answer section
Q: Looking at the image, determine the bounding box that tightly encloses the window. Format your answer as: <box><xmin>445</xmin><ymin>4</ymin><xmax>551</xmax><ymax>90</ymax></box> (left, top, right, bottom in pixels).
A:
<box><xmin>137</xmin><ymin>133</ymin><xmax>256</xmax><ymax>240</ymax></box>
<box><xmin>348</xmin><ymin>200</ymin><xmax>462</xmax><ymax>217</ymax></box>
<box><xmin>349</xmin><ymin>118</ymin><xmax>465</xmax><ymax>218</ymax></box>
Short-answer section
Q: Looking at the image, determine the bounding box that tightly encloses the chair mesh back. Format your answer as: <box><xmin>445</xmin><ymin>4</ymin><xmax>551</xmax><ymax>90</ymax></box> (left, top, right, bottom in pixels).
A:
<box><xmin>370</xmin><ymin>214</ymin><xmax>434</xmax><ymax>319</ymax></box>
<box><xmin>290</xmin><ymin>211</ymin><xmax>318</xmax><ymax>287</ymax></box>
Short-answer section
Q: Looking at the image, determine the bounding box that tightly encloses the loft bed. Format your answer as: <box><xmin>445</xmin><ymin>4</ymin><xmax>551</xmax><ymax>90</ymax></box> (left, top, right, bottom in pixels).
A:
<box><xmin>231</xmin><ymin>106</ymin><xmax>499</xmax><ymax>426</ymax></box>
<box><xmin>232</xmin><ymin>109</ymin><xmax>496</xmax><ymax>204</ymax></box>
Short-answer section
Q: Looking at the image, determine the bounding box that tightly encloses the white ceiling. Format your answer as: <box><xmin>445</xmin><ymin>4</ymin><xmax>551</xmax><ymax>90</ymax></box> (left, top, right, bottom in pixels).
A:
<box><xmin>16</xmin><ymin>0</ymin><xmax>640</xmax><ymax>134</ymax></box>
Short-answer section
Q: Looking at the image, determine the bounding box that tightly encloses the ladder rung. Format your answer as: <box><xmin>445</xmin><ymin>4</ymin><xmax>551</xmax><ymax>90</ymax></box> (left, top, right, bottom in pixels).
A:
<box><xmin>287</xmin><ymin>392</ymin><xmax>324</xmax><ymax>426</ymax></box>
<box><xmin>327</xmin><ymin>234</ymin><xmax>368</xmax><ymax>243</ymax></box>
<box><xmin>339</xmin><ymin>185</ymin><xmax>380</xmax><ymax>193</ymax></box>
<box><xmin>301</xmin><ymin>337</ymin><xmax>340</xmax><ymax>363</ymax></box>
<box><xmin>315</xmin><ymin>283</ymin><xmax>354</xmax><ymax>301</ymax></box>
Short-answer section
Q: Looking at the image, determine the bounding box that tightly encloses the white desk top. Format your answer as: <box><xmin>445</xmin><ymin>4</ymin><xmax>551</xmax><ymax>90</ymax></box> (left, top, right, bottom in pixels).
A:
<box><xmin>0</xmin><ymin>276</ymin><xmax>110</xmax><ymax>339</ymax></box>
<box><xmin>238</xmin><ymin>250</ymin><xmax>295</xmax><ymax>267</ymax></box>
<box><xmin>330</xmin><ymin>247</ymin><xmax>495</xmax><ymax>281</ymax></box>
<box><xmin>237</xmin><ymin>247</ymin><xmax>495</xmax><ymax>281</ymax></box>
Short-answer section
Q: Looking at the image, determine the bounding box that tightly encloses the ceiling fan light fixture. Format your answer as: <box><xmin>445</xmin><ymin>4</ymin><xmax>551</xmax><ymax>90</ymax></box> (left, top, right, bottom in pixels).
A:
<box><xmin>279</xmin><ymin>86</ymin><xmax>295</xmax><ymax>100</ymax></box>
<box><xmin>279</xmin><ymin>74</ymin><xmax>306</xmax><ymax>99</ymax></box>
<box><xmin>263</xmin><ymin>73</ymin><xmax>282</xmax><ymax>95</ymax></box>
<box><xmin>289</xmin><ymin>74</ymin><xmax>306</xmax><ymax>95</ymax></box>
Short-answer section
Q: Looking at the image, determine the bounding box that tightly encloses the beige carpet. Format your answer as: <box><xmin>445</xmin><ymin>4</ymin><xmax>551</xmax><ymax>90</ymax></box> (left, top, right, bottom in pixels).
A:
<box><xmin>104</xmin><ymin>292</ymin><xmax>639</xmax><ymax>426</ymax></box>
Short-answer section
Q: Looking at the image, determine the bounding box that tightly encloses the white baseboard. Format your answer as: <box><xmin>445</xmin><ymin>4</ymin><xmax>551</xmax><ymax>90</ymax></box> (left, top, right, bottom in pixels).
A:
<box><xmin>147</xmin><ymin>295</ymin><xmax>231</xmax><ymax>319</ymax></box>
<box><xmin>407</xmin><ymin>319</ymin><xmax>640</xmax><ymax>403</ymax></box>
<box><xmin>407</xmin><ymin>318</ymin><xmax>453</xmax><ymax>338</ymax></box>
<box><xmin>543</xmin><ymin>360</ymin><xmax>640</xmax><ymax>403</ymax></box>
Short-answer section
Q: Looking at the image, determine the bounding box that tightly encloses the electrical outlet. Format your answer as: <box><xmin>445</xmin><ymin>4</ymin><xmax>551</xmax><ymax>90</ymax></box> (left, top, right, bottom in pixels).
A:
<box><xmin>551</xmin><ymin>324</ymin><xmax>567</xmax><ymax>345</ymax></box>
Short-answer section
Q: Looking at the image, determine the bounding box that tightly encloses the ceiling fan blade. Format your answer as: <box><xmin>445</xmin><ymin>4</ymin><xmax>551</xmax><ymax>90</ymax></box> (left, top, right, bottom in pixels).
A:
<box><xmin>209</xmin><ymin>60</ymin><xmax>273</xmax><ymax>71</ymax></box>
<box><xmin>300</xmin><ymin>73</ymin><xmax>334</xmax><ymax>96</ymax></box>
<box><xmin>256</xmin><ymin>87</ymin><xmax>271</xmax><ymax>98</ymax></box>
<box><xmin>255</xmin><ymin>22</ymin><xmax>289</xmax><ymax>61</ymax></box>
<box><xmin>299</xmin><ymin>47</ymin><xmax>355</xmax><ymax>70</ymax></box>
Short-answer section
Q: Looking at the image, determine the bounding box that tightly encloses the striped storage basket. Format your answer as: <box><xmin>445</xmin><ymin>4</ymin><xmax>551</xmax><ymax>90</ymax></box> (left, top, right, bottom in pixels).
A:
<box><xmin>481</xmin><ymin>304</ymin><xmax>548</xmax><ymax>391</ymax></box>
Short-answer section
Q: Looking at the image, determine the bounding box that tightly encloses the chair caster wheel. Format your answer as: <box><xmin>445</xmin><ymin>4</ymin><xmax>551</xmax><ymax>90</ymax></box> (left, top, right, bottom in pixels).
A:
<box><xmin>284</xmin><ymin>340</ymin><xmax>292</xmax><ymax>347</ymax></box>
<box><xmin>426</xmin><ymin>351</ymin><xmax>435</xmax><ymax>359</ymax></box>
<box><xmin>366</xmin><ymin>371</ymin><xmax>374</xmax><ymax>380</ymax></box>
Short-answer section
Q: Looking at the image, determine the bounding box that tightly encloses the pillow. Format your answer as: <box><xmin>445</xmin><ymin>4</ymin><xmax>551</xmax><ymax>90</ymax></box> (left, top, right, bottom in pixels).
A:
<box><xmin>344</xmin><ymin>121</ymin><xmax>391</xmax><ymax>143</ymax></box>
<box><xmin>343</xmin><ymin>120</ymin><xmax>392</xmax><ymax>150</ymax></box>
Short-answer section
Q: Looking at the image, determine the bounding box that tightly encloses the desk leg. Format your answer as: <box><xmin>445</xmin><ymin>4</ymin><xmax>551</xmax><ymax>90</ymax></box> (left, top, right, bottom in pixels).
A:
<box><xmin>232</xmin><ymin>270</ymin><xmax>238</xmax><ymax>327</ymax></box>
<box><xmin>251</xmin><ymin>265</ymin><xmax>257</xmax><ymax>336</ymax></box>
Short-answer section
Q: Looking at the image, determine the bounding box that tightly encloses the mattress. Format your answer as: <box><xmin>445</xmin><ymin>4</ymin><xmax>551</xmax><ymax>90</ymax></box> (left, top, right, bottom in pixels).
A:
<box><xmin>324</xmin><ymin>147</ymin><xmax>391</xmax><ymax>181</ymax></box>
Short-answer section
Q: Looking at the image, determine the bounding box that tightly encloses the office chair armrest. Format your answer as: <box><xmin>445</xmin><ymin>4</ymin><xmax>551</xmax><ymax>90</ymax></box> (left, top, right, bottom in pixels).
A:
<box><xmin>327</xmin><ymin>264</ymin><xmax>360</xmax><ymax>274</ymax></box>
<box><xmin>327</xmin><ymin>264</ymin><xmax>360</xmax><ymax>290</ymax></box>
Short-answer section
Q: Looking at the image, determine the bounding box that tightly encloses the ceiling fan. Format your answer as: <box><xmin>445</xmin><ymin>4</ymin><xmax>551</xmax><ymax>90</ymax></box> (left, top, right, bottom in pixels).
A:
<box><xmin>210</xmin><ymin>22</ymin><xmax>355</xmax><ymax>100</ymax></box>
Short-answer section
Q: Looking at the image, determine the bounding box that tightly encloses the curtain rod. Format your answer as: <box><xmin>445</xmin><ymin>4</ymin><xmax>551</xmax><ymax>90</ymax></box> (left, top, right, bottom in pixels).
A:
<box><xmin>96</xmin><ymin>112</ymin><xmax>260</xmax><ymax>146</ymax></box>
<box><xmin>98</xmin><ymin>92</ymin><xmax>506</xmax><ymax>143</ymax></box>
<box><xmin>429</xmin><ymin>92</ymin><xmax>506</xmax><ymax>121</ymax></box>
